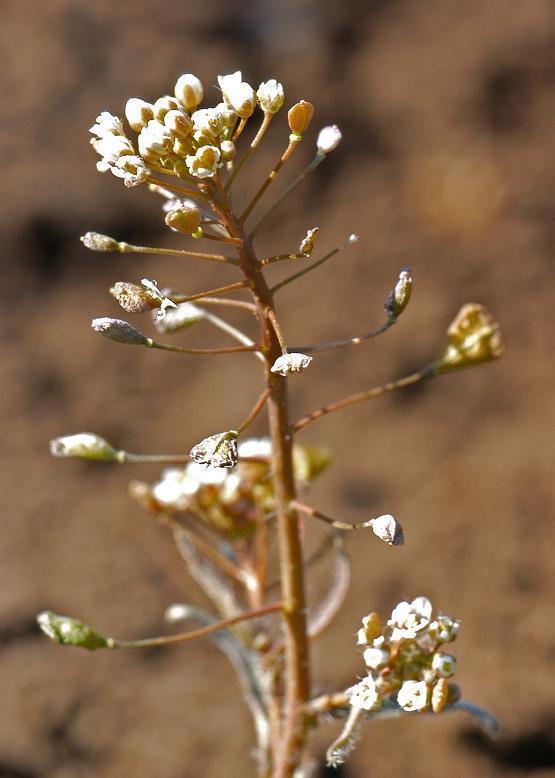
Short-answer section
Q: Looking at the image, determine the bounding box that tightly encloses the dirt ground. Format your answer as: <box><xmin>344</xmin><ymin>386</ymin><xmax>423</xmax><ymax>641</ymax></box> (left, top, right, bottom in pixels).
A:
<box><xmin>1</xmin><ymin>1</ymin><xmax>554</xmax><ymax>776</ymax></box>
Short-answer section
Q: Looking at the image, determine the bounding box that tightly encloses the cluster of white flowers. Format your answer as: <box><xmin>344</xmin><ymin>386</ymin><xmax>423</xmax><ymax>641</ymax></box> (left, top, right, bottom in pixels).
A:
<box><xmin>346</xmin><ymin>597</ymin><xmax>460</xmax><ymax>715</ymax></box>
<box><xmin>90</xmin><ymin>71</ymin><xmax>286</xmax><ymax>185</ymax></box>
<box><xmin>89</xmin><ymin>111</ymin><xmax>150</xmax><ymax>187</ymax></box>
<box><xmin>132</xmin><ymin>438</ymin><xmax>331</xmax><ymax>538</ymax></box>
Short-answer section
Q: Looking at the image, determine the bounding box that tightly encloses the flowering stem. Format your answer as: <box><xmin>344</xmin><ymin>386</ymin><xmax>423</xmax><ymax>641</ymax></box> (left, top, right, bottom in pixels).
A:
<box><xmin>290</xmin><ymin>500</ymin><xmax>370</xmax><ymax>531</ymax></box>
<box><xmin>118</xmin><ymin>242</ymin><xmax>237</xmax><ymax>265</ymax></box>
<box><xmin>209</xmin><ymin>183</ymin><xmax>311</xmax><ymax>778</ymax></box>
<box><xmin>111</xmin><ymin>602</ymin><xmax>284</xmax><ymax>650</ymax></box>
<box><xmin>225</xmin><ymin>112</ymin><xmax>274</xmax><ymax>191</ymax></box>
<box><xmin>237</xmin><ymin>388</ymin><xmax>271</xmax><ymax>434</ymax></box>
<box><xmin>148</xmin><ymin>176</ymin><xmax>209</xmax><ymax>201</ymax></box>
<box><xmin>232</xmin><ymin>117</ymin><xmax>248</xmax><ymax>141</ymax></box>
<box><xmin>170</xmin><ymin>280</ymin><xmax>252</xmax><ymax>304</ymax></box>
<box><xmin>291</xmin><ymin>317</ymin><xmax>396</xmax><ymax>353</ymax></box>
<box><xmin>249</xmin><ymin>151</ymin><xmax>325</xmax><ymax>239</ymax></box>
<box><xmin>240</xmin><ymin>136</ymin><xmax>302</xmax><ymax>224</ymax></box>
<box><xmin>271</xmin><ymin>235</ymin><xmax>357</xmax><ymax>293</ymax></box>
<box><xmin>292</xmin><ymin>366</ymin><xmax>435</xmax><ymax>433</ymax></box>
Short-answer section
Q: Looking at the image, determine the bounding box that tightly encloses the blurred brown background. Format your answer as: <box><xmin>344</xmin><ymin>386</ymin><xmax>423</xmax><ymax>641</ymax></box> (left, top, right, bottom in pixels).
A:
<box><xmin>1</xmin><ymin>1</ymin><xmax>554</xmax><ymax>776</ymax></box>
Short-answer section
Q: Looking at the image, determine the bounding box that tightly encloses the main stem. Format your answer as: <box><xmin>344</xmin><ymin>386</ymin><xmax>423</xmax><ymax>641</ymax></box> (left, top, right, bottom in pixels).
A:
<box><xmin>209</xmin><ymin>182</ymin><xmax>310</xmax><ymax>776</ymax></box>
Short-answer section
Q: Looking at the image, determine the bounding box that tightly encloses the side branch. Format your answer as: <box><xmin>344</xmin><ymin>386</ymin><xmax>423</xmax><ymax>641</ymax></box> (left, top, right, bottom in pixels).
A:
<box><xmin>170</xmin><ymin>280</ymin><xmax>252</xmax><ymax>304</ymax></box>
<box><xmin>112</xmin><ymin>602</ymin><xmax>284</xmax><ymax>649</ymax></box>
<box><xmin>292</xmin><ymin>366</ymin><xmax>435</xmax><ymax>432</ymax></box>
<box><xmin>291</xmin><ymin>318</ymin><xmax>395</xmax><ymax>354</ymax></box>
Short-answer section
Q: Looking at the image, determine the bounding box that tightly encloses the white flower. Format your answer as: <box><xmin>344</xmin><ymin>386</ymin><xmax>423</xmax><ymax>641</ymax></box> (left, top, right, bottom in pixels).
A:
<box><xmin>89</xmin><ymin>111</ymin><xmax>125</xmax><ymax>138</ymax></box>
<box><xmin>367</xmin><ymin>514</ymin><xmax>404</xmax><ymax>546</ymax></box>
<box><xmin>388</xmin><ymin>596</ymin><xmax>432</xmax><ymax>640</ymax></box>
<box><xmin>218</xmin><ymin>71</ymin><xmax>256</xmax><ymax>119</ymax></box>
<box><xmin>186</xmin><ymin>145</ymin><xmax>222</xmax><ymax>178</ymax></box>
<box><xmin>346</xmin><ymin>676</ymin><xmax>379</xmax><ymax>711</ymax></box>
<box><xmin>397</xmin><ymin>680</ymin><xmax>430</xmax><ymax>712</ymax></box>
<box><xmin>432</xmin><ymin>652</ymin><xmax>456</xmax><ymax>678</ymax></box>
<box><xmin>91</xmin><ymin>133</ymin><xmax>134</xmax><ymax>165</ymax></box>
<box><xmin>112</xmin><ymin>155</ymin><xmax>150</xmax><ymax>187</ymax></box>
<box><xmin>138</xmin><ymin>119</ymin><xmax>174</xmax><ymax>158</ymax></box>
<box><xmin>270</xmin><ymin>352</ymin><xmax>313</xmax><ymax>376</ymax></box>
<box><xmin>174</xmin><ymin>73</ymin><xmax>204</xmax><ymax>111</ymax></box>
<box><xmin>363</xmin><ymin>647</ymin><xmax>390</xmax><ymax>670</ymax></box>
<box><xmin>153</xmin><ymin>95</ymin><xmax>180</xmax><ymax>121</ymax></box>
<box><xmin>257</xmin><ymin>79</ymin><xmax>284</xmax><ymax>114</ymax></box>
<box><xmin>125</xmin><ymin>98</ymin><xmax>155</xmax><ymax>132</ymax></box>
<box><xmin>317</xmin><ymin>125</ymin><xmax>342</xmax><ymax>154</ymax></box>
<box><xmin>49</xmin><ymin>433</ymin><xmax>118</xmax><ymax>461</ymax></box>
<box><xmin>164</xmin><ymin>109</ymin><xmax>192</xmax><ymax>138</ymax></box>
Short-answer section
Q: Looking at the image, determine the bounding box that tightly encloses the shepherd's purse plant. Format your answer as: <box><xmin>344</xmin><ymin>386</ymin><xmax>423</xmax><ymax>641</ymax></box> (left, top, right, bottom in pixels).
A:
<box><xmin>39</xmin><ymin>69</ymin><xmax>502</xmax><ymax>777</ymax></box>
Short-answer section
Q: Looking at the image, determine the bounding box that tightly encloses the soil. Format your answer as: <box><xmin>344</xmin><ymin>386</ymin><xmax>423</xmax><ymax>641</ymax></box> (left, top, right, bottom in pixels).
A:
<box><xmin>1</xmin><ymin>1</ymin><xmax>553</xmax><ymax>776</ymax></box>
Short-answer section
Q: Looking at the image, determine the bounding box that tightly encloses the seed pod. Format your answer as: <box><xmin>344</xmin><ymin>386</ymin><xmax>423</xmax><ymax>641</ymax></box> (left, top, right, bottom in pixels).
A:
<box><xmin>81</xmin><ymin>232</ymin><xmax>120</xmax><ymax>252</ymax></box>
<box><xmin>111</xmin><ymin>281</ymin><xmax>161</xmax><ymax>314</ymax></box>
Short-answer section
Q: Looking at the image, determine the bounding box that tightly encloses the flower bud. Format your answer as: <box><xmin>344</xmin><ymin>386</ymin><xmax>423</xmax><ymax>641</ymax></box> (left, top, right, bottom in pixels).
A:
<box><xmin>165</xmin><ymin>203</ymin><xmax>202</xmax><ymax>235</ymax></box>
<box><xmin>356</xmin><ymin>612</ymin><xmax>382</xmax><ymax>645</ymax></box>
<box><xmin>270</xmin><ymin>352</ymin><xmax>313</xmax><ymax>376</ymax></box>
<box><xmin>288</xmin><ymin>100</ymin><xmax>314</xmax><ymax>137</ymax></box>
<box><xmin>218</xmin><ymin>71</ymin><xmax>256</xmax><ymax>119</ymax></box>
<box><xmin>257</xmin><ymin>79</ymin><xmax>284</xmax><ymax>114</ymax></box>
<box><xmin>153</xmin><ymin>95</ymin><xmax>180</xmax><ymax>121</ymax></box>
<box><xmin>431</xmin><ymin>615</ymin><xmax>460</xmax><ymax>643</ymax></box>
<box><xmin>367</xmin><ymin>514</ymin><xmax>404</xmax><ymax>546</ymax></box>
<box><xmin>186</xmin><ymin>145</ymin><xmax>222</xmax><ymax>179</ymax></box>
<box><xmin>80</xmin><ymin>232</ymin><xmax>120</xmax><ymax>252</ymax></box>
<box><xmin>363</xmin><ymin>646</ymin><xmax>390</xmax><ymax>670</ymax></box>
<box><xmin>50</xmin><ymin>432</ymin><xmax>119</xmax><ymax>461</ymax></box>
<box><xmin>174</xmin><ymin>73</ymin><xmax>204</xmax><ymax>111</ymax></box>
<box><xmin>190</xmin><ymin>430</ymin><xmax>239</xmax><ymax>469</ymax></box>
<box><xmin>153</xmin><ymin>302</ymin><xmax>205</xmax><ymax>334</ymax></box>
<box><xmin>431</xmin><ymin>652</ymin><xmax>457</xmax><ymax>678</ymax></box>
<box><xmin>138</xmin><ymin>119</ymin><xmax>174</xmax><ymax>159</ymax></box>
<box><xmin>384</xmin><ymin>268</ymin><xmax>413</xmax><ymax>319</ymax></box>
<box><xmin>317</xmin><ymin>125</ymin><xmax>342</xmax><ymax>154</ymax></box>
<box><xmin>431</xmin><ymin>678</ymin><xmax>449</xmax><ymax>713</ymax></box>
<box><xmin>37</xmin><ymin>611</ymin><xmax>109</xmax><ymax>650</ymax></box>
<box><xmin>125</xmin><ymin>98</ymin><xmax>155</xmax><ymax>132</ymax></box>
<box><xmin>164</xmin><ymin>109</ymin><xmax>193</xmax><ymax>138</ymax></box>
<box><xmin>299</xmin><ymin>227</ymin><xmax>319</xmax><ymax>257</ymax></box>
<box><xmin>434</xmin><ymin>303</ymin><xmax>503</xmax><ymax>374</ymax></box>
<box><xmin>220</xmin><ymin>140</ymin><xmax>236</xmax><ymax>161</ymax></box>
<box><xmin>91</xmin><ymin>317</ymin><xmax>149</xmax><ymax>346</ymax></box>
